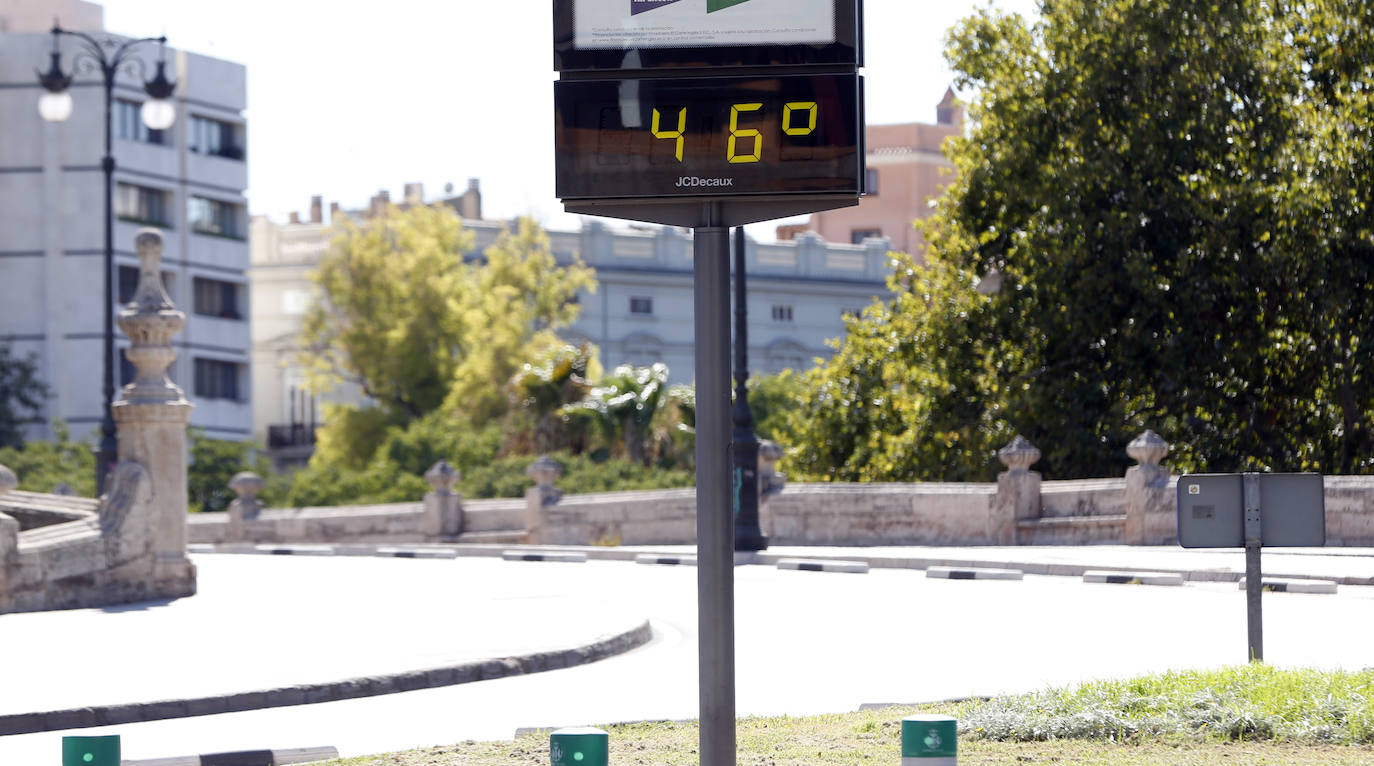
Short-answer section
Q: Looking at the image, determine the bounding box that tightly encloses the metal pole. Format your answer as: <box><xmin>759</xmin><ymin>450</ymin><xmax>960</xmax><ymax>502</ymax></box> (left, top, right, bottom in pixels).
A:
<box><xmin>1245</xmin><ymin>541</ymin><xmax>1263</xmax><ymax>662</ymax></box>
<box><xmin>694</xmin><ymin>207</ymin><xmax>735</xmax><ymax>766</ymax></box>
<box><xmin>1243</xmin><ymin>473</ymin><xmax>1263</xmax><ymax>662</ymax></box>
<box><xmin>731</xmin><ymin>226</ymin><xmax>765</xmax><ymax>551</ymax></box>
<box><xmin>97</xmin><ymin>65</ymin><xmax>118</xmax><ymax>496</ymax></box>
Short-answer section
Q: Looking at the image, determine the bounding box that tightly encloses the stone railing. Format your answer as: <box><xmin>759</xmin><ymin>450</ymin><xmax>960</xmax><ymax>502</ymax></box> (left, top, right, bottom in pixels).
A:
<box><xmin>188</xmin><ymin>431</ymin><xmax>1374</xmax><ymax>549</ymax></box>
<box><xmin>520</xmin><ymin>431</ymin><xmax>1374</xmax><ymax>548</ymax></box>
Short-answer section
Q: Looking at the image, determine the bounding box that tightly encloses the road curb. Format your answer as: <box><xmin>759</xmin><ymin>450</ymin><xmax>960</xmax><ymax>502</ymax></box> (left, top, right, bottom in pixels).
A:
<box><xmin>185</xmin><ymin>543</ymin><xmax>1374</xmax><ymax>586</ymax></box>
<box><xmin>776</xmin><ymin>558</ymin><xmax>869</xmax><ymax>574</ymax></box>
<box><xmin>0</xmin><ymin>621</ymin><xmax>652</xmax><ymax>737</ymax></box>
<box><xmin>926</xmin><ymin>565</ymin><xmax>1023</xmax><ymax>581</ymax></box>
<box><xmin>1238</xmin><ymin>577</ymin><xmax>1338</xmax><ymax>594</ymax></box>
<box><xmin>1083</xmin><ymin>570</ymin><xmax>1184</xmax><ymax>586</ymax></box>
<box><xmin>635</xmin><ymin>554</ymin><xmax>698</xmax><ymax>566</ymax></box>
<box><xmin>125</xmin><ymin>745</ymin><xmax>338</xmax><ymax>765</ymax></box>
<box><xmin>502</xmin><ymin>550</ymin><xmax>589</xmax><ymax>563</ymax></box>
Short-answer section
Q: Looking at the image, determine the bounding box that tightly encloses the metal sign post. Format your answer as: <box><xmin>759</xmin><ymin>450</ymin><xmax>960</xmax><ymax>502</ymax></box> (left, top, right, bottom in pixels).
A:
<box><xmin>694</xmin><ymin>212</ymin><xmax>736</xmax><ymax>765</ymax></box>
<box><xmin>1178</xmin><ymin>472</ymin><xmax>1325</xmax><ymax>663</ymax></box>
<box><xmin>1242</xmin><ymin>474</ymin><xmax>1263</xmax><ymax>661</ymax></box>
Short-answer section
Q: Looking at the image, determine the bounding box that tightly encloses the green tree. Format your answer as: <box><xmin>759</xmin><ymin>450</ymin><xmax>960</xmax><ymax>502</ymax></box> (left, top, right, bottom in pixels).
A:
<box><xmin>793</xmin><ymin>0</ymin><xmax>1374</xmax><ymax>480</ymax></box>
<box><xmin>0</xmin><ymin>341</ymin><xmax>49</xmax><ymax>449</ymax></box>
<box><xmin>565</xmin><ymin>363</ymin><xmax>688</xmax><ymax>466</ymax></box>
<box><xmin>0</xmin><ymin>422</ymin><xmax>94</xmax><ymax>497</ymax></box>
<box><xmin>298</xmin><ymin>208</ymin><xmax>595</xmax><ymax>470</ymax></box>
<box><xmin>507</xmin><ymin>342</ymin><xmax>599</xmax><ymax>454</ymax></box>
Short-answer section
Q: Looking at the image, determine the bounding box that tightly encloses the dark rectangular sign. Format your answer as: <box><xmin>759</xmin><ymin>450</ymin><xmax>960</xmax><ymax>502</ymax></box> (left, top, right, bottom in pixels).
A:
<box><xmin>1177</xmin><ymin>473</ymin><xmax>1326</xmax><ymax>548</ymax></box>
<box><xmin>555</xmin><ymin>73</ymin><xmax>861</xmax><ymax>200</ymax></box>
<box><xmin>554</xmin><ymin>0</ymin><xmax>861</xmax><ymax>72</ymax></box>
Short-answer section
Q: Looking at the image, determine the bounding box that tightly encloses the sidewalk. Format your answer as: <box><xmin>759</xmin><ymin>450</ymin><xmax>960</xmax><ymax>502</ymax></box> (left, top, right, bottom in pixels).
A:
<box><xmin>0</xmin><ymin>554</ymin><xmax>649</xmax><ymax>735</ymax></box>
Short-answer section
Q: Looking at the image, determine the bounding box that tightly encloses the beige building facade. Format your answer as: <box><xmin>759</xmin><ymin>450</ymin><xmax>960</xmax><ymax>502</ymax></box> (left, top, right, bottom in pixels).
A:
<box><xmin>784</xmin><ymin>89</ymin><xmax>965</xmax><ymax>256</ymax></box>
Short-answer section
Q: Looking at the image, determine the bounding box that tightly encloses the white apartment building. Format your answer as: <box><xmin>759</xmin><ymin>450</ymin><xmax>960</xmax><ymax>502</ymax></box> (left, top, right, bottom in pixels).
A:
<box><xmin>0</xmin><ymin>0</ymin><xmax>251</xmax><ymax>442</ymax></box>
<box><xmin>250</xmin><ymin>185</ymin><xmax>892</xmax><ymax>463</ymax></box>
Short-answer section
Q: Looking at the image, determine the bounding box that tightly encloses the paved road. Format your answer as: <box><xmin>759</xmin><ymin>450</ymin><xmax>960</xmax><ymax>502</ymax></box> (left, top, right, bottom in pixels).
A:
<box><xmin>2</xmin><ymin>551</ymin><xmax>1372</xmax><ymax>762</ymax></box>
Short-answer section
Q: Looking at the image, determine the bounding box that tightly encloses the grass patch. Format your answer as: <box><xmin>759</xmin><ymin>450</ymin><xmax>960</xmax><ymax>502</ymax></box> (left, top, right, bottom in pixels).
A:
<box><xmin>324</xmin><ymin>666</ymin><xmax>1374</xmax><ymax>765</ymax></box>
<box><xmin>957</xmin><ymin>665</ymin><xmax>1374</xmax><ymax>745</ymax></box>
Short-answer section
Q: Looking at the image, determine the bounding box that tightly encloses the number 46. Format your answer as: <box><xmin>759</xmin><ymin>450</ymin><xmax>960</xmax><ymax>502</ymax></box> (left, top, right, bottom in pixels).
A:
<box><xmin>652</xmin><ymin>102</ymin><xmax>818</xmax><ymax>164</ymax></box>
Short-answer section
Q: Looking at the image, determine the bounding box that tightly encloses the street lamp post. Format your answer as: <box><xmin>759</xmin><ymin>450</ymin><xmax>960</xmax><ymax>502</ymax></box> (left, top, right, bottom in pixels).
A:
<box><xmin>36</xmin><ymin>24</ymin><xmax>177</xmax><ymax>495</ymax></box>
<box><xmin>732</xmin><ymin>226</ymin><xmax>767</xmax><ymax>552</ymax></box>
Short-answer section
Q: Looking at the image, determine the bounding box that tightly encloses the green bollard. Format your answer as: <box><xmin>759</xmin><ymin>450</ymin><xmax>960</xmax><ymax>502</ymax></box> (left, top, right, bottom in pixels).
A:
<box><xmin>550</xmin><ymin>726</ymin><xmax>608</xmax><ymax>766</ymax></box>
<box><xmin>901</xmin><ymin>715</ymin><xmax>957</xmax><ymax>765</ymax></box>
<box><xmin>62</xmin><ymin>735</ymin><xmax>120</xmax><ymax>766</ymax></box>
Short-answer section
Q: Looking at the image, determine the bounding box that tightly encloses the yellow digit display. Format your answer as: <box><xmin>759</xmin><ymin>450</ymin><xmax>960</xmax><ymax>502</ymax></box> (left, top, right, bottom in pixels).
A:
<box><xmin>727</xmin><ymin>102</ymin><xmax>764</xmax><ymax>164</ymax></box>
<box><xmin>783</xmin><ymin>102</ymin><xmax>818</xmax><ymax>136</ymax></box>
<box><xmin>652</xmin><ymin>107</ymin><xmax>687</xmax><ymax>162</ymax></box>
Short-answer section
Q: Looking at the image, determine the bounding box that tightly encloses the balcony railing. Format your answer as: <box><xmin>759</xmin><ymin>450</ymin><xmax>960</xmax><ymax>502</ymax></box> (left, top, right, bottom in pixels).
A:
<box><xmin>267</xmin><ymin>423</ymin><xmax>317</xmax><ymax>449</ymax></box>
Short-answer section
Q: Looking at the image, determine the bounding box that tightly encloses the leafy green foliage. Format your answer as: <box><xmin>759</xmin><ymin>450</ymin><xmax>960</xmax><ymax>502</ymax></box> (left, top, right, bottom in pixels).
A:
<box><xmin>299</xmin><ymin>208</ymin><xmax>596</xmax><ymax>470</ymax></box>
<box><xmin>507</xmin><ymin>343</ymin><xmax>599</xmax><ymax>454</ymax></box>
<box><xmin>563</xmin><ymin>363</ymin><xmax>695</xmax><ymax>467</ymax></box>
<box><xmin>460</xmin><ymin>450</ymin><xmax>695</xmax><ymax>499</ymax></box>
<box><xmin>960</xmin><ymin>665</ymin><xmax>1374</xmax><ymax>744</ymax></box>
<box><xmin>0</xmin><ymin>422</ymin><xmax>94</xmax><ymax>497</ymax></box>
<box><xmin>740</xmin><ymin>372</ymin><xmax>795</xmax><ymax>444</ymax></box>
<box><xmin>793</xmin><ymin>0</ymin><xmax>1374</xmax><ymax>480</ymax></box>
<box><xmin>294</xmin><ymin>210</ymin><xmax>599</xmax><ymax>495</ymax></box>
<box><xmin>187</xmin><ymin>430</ymin><xmax>284</xmax><ymax>513</ymax></box>
<box><xmin>0</xmin><ymin>341</ymin><xmax>49</xmax><ymax>449</ymax></box>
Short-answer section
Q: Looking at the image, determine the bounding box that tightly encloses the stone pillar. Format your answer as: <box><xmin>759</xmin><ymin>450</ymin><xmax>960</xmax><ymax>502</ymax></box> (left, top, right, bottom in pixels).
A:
<box><xmin>423</xmin><ymin>460</ymin><xmax>463</xmax><ymax>538</ymax></box>
<box><xmin>0</xmin><ymin>463</ymin><xmax>18</xmax><ymax>573</ymax></box>
<box><xmin>524</xmin><ymin>455</ymin><xmax>562</xmax><ymax>544</ymax></box>
<box><xmin>1123</xmin><ymin>430</ymin><xmax>1174</xmax><ymax>545</ymax></box>
<box><xmin>757</xmin><ymin>439</ymin><xmax>786</xmax><ymax>535</ymax></box>
<box><xmin>227</xmin><ymin>471</ymin><xmax>264</xmax><ymax>540</ymax></box>
<box><xmin>992</xmin><ymin>435</ymin><xmax>1042</xmax><ymax>545</ymax></box>
<box><xmin>111</xmin><ymin>228</ymin><xmax>196</xmax><ymax>598</ymax></box>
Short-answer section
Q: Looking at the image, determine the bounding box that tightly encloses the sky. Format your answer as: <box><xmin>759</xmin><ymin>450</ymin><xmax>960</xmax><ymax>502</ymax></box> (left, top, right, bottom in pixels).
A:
<box><xmin>98</xmin><ymin>0</ymin><xmax>1040</xmax><ymax>240</ymax></box>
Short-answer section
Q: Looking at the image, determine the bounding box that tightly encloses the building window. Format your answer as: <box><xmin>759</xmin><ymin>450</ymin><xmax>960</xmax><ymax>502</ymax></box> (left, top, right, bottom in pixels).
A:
<box><xmin>115</xmin><ymin>99</ymin><xmax>166</xmax><ymax>146</ymax></box>
<box><xmin>282</xmin><ymin>289</ymin><xmax>311</xmax><ymax>315</ymax></box>
<box><xmin>630</xmin><ymin>296</ymin><xmax>653</xmax><ymax>315</ymax></box>
<box><xmin>188</xmin><ymin>196</ymin><xmax>243</xmax><ymax>239</ymax></box>
<box><xmin>115</xmin><ymin>183</ymin><xmax>169</xmax><ymax>227</ymax></box>
<box><xmin>193</xmin><ymin>277</ymin><xmax>242</xmax><ymax>320</ymax></box>
<box><xmin>117</xmin><ymin>266</ymin><xmax>173</xmax><ymax>304</ymax></box>
<box><xmin>850</xmin><ymin>228</ymin><xmax>882</xmax><ymax>244</ymax></box>
<box><xmin>865</xmin><ymin>168</ymin><xmax>879</xmax><ymax>196</ymax></box>
<box><xmin>189</xmin><ymin>115</ymin><xmax>244</xmax><ymax>160</ymax></box>
<box><xmin>194</xmin><ymin>358</ymin><xmax>242</xmax><ymax>401</ymax></box>
<box><xmin>771</xmin><ymin>304</ymin><xmax>794</xmax><ymax>322</ymax></box>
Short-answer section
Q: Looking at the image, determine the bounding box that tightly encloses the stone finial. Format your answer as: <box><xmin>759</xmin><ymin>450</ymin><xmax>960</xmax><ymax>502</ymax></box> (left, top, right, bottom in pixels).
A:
<box><xmin>997</xmin><ymin>435</ymin><xmax>1041</xmax><ymax>473</ymax></box>
<box><xmin>117</xmin><ymin>228</ymin><xmax>189</xmax><ymax>406</ymax></box>
<box><xmin>425</xmin><ymin>460</ymin><xmax>460</xmax><ymax>493</ymax></box>
<box><xmin>1127</xmin><ymin>430</ymin><xmax>1169</xmax><ymax>467</ymax></box>
<box><xmin>0</xmin><ymin>463</ymin><xmax>17</xmax><ymax>495</ymax></box>
<box><xmin>526</xmin><ymin>455</ymin><xmax>562</xmax><ymax>505</ymax></box>
<box><xmin>229</xmin><ymin>471</ymin><xmax>263</xmax><ymax>521</ymax></box>
<box><xmin>758</xmin><ymin>440</ymin><xmax>787</xmax><ymax>497</ymax></box>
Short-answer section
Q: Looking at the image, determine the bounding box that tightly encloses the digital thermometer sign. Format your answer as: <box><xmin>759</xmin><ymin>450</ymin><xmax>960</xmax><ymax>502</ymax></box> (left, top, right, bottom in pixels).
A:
<box><xmin>555</xmin><ymin>73</ymin><xmax>861</xmax><ymax>200</ymax></box>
